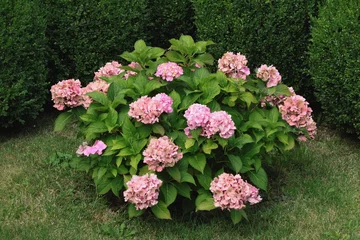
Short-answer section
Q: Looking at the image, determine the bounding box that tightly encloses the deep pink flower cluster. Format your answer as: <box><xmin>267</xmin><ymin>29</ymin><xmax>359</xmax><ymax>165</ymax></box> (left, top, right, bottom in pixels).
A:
<box><xmin>50</xmin><ymin>79</ymin><xmax>83</xmax><ymax>111</ymax></box>
<box><xmin>209</xmin><ymin>173</ymin><xmax>262</xmax><ymax>211</ymax></box>
<box><xmin>218</xmin><ymin>52</ymin><xmax>250</xmax><ymax>80</ymax></box>
<box><xmin>143</xmin><ymin>136</ymin><xmax>183</xmax><ymax>172</ymax></box>
<box><xmin>155</xmin><ymin>62</ymin><xmax>183</xmax><ymax>81</ymax></box>
<box><xmin>94</xmin><ymin>61</ymin><xmax>124</xmax><ymax>81</ymax></box>
<box><xmin>279</xmin><ymin>95</ymin><xmax>313</xmax><ymax>128</ymax></box>
<box><xmin>128</xmin><ymin>93</ymin><xmax>173</xmax><ymax>124</ymax></box>
<box><xmin>76</xmin><ymin>140</ymin><xmax>107</xmax><ymax>156</ymax></box>
<box><xmin>123</xmin><ymin>173</ymin><xmax>162</xmax><ymax>210</ymax></box>
<box><xmin>256</xmin><ymin>64</ymin><xmax>282</xmax><ymax>87</ymax></box>
<box><xmin>184</xmin><ymin>104</ymin><xmax>236</xmax><ymax>139</ymax></box>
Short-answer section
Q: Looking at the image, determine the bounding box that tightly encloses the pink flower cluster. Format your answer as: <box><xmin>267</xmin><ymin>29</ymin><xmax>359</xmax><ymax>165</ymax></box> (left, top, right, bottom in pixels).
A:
<box><xmin>155</xmin><ymin>62</ymin><xmax>183</xmax><ymax>81</ymax></box>
<box><xmin>279</xmin><ymin>95</ymin><xmax>313</xmax><ymax>128</ymax></box>
<box><xmin>218</xmin><ymin>52</ymin><xmax>250</xmax><ymax>80</ymax></box>
<box><xmin>81</xmin><ymin>80</ymin><xmax>111</xmax><ymax>108</ymax></box>
<box><xmin>123</xmin><ymin>173</ymin><xmax>162</xmax><ymax>210</ymax></box>
<box><xmin>256</xmin><ymin>64</ymin><xmax>282</xmax><ymax>87</ymax></box>
<box><xmin>76</xmin><ymin>140</ymin><xmax>107</xmax><ymax>156</ymax></box>
<box><xmin>50</xmin><ymin>79</ymin><xmax>83</xmax><ymax>111</ymax></box>
<box><xmin>128</xmin><ymin>93</ymin><xmax>173</xmax><ymax>124</ymax></box>
<box><xmin>184</xmin><ymin>104</ymin><xmax>236</xmax><ymax>139</ymax></box>
<box><xmin>209</xmin><ymin>173</ymin><xmax>262</xmax><ymax>211</ymax></box>
<box><xmin>94</xmin><ymin>61</ymin><xmax>124</xmax><ymax>81</ymax></box>
<box><xmin>143</xmin><ymin>136</ymin><xmax>183</xmax><ymax>172</ymax></box>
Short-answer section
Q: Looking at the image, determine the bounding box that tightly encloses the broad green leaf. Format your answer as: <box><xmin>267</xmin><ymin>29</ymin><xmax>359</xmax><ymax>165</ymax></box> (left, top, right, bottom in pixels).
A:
<box><xmin>200</xmin><ymin>81</ymin><xmax>221</xmax><ymax>104</ymax></box>
<box><xmin>196</xmin><ymin>198</ymin><xmax>215</xmax><ymax>211</ymax></box>
<box><xmin>151</xmin><ymin>201</ymin><xmax>172</xmax><ymax>219</ymax></box>
<box><xmin>97</xmin><ymin>177</ymin><xmax>112</xmax><ymax>195</ymax></box>
<box><xmin>196</xmin><ymin>174</ymin><xmax>212</xmax><ymax>190</ymax></box>
<box><xmin>228</xmin><ymin>155</ymin><xmax>242</xmax><ymax>173</ymax></box>
<box><xmin>134</xmin><ymin>39</ymin><xmax>147</xmax><ymax>52</ymax></box>
<box><xmin>275</xmin><ymin>84</ymin><xmax>291</xmax><ymax>96</ymax></box>
<box><xmin>122</xmin><ymin>117</ymin><xmax>137</xmax><ymax>138</ymax></box>
<box><xmin>117</xmin><ymin>147</ymin><xmax>134</xmax><ymax>157</ymax></box>
<box><xmin>128</xmin><ymin>204</ymin><xmax>145</xmax><ymax>218</ymax></box>
<box><xmin>111</xmin><ymin>176</ymin><xmax>123</xmax><ymax>197</ymax></box>
<box><xmin>268</xmin><ymin>107</ymin><xmax>279</xmax><ymax>123</ymax></box>
<box><xmin>169</xmin><ymin>90</ymin><xmax>181</xmax><ymax>110</ymax></box>
<box><xmin>147</xmin><ymin>47</ymin><xmax>164</xmax><ymax>59</ymax></box>
<box><xmin>166</xmin><ymin>166</ymin><xmax>181</xmax><ymax>182</ymax></box>
<box><xmin>231</xmin><ymin>210</ymin><xmax>242</xmax><ymax>224</ymax></box>
<box><xmin>240</xmin><ymin>92</ymin><xmax>257</xmax><ymax>108</ymax></box>
<box><xmin>187</xmin><ymin>153</ymin><xmax>206</xmax><ymax>173</ymax></box>
<box><xmin>180</xmin><ymin>172</ymin><xmax>196</xmax><ymax>185</ymax></box>
<box><xmin>248</xmin><ymin>168</ymin><xmax>268</xmax><ymax>191</ymax></box>
<box><xmin>195</xmin><ymin>53</ymin><xmax>214</xmax><ymax>65</ymax></box>
<box><xmin>79</xmin><ymin>113</ymin><xmax>97</xmax><ymax>123</ymax></box>
<box><xmin>174</xmin><ymin>182</ymin><xmax>191</xmax><ymax>199</ymax></box>
<box><xmin>284</xmin><ymin>135</ymin><xmax>295</xmax><ymax>150</ymax></box>
<box><xmin>87</xmin><ymin>92</ymin><xmax>109</xmax><ymax>106</ymax></box>
<box><xmin>202</xmin><ymin>140</ymin><xmax>218</xmax><ymax>154</ymax></box>
<box><xmin>195</xmin><ymin>191</ymin><xmax>212</xmax><ymax>207</ymax></box>
<box><xmin>105</xmin><ymin>107</ymin><xmax>118</xmax><ymax>130</ymax></box>
<box><xmin>277</xmin><ymin>132</ymin><xmax>289</xmax><ymax>145</ymax></box>
<box><xmin>97</xmin><ymin>167</ymin><xmax>107</xmax><ymax>180</ymax></box>
<box><xmin>185</xmin><ymin>138</ymin><xmax>196</xmax><ymax>149</ymax></box>
<box><xmin>130</xmin><ymin>154</ymin><xmax>142</xmax><ymax>170</ymax></box>
<box><xmin>54</xmin><ymin>112</ymin><xmax>73</xmax><ymax>131</ymax></box>
<box><xmin>115</xmin><ymin>157</ymin><xmax>123</xmax><ymax>167</ymax></box>
<box><xmin>152</xmin><ymin>124</ymin><xmax>165</xmax><ymax>135</ymax></box>
<box><xmin>144</xmin><ymin>80</ymin><xmax>166</xmax><ymax>95</ymax></box>
<box><xmin>161</xmin><ymin>183</ymin><xmax>177</xmax><ymax>206</ymax></box>
<box><xmin>179</xmin><ymin>92</ymin><xmax>203</xmax><ymax>109</ymax></box>
<box><xmin>265</xmin><ymin>142</ymin><xmax>274</xmax><ymax>152</ymax></box>
<box><xmin>86</xmin><ymin>121</ymin><xmax>108</xmax><ymax>134</ymax></box>
<box><xmin>138</xmin><ymin>124</ymin><xmax>152</xmax><ymax>139</ymax></box>
<box><xmin>244</xmin><ymin>143</ymin><xmax>264</xmax><ymax>159</ymax></box>
<box><xmin>232</xmin><ymin>134</ymin><xmax>254</xmax><ymax>149</ymax></box>
<box><xmin>165</xmin><ymin>51</ymin><xmax>186</xmax><ymax>63</ymax></box>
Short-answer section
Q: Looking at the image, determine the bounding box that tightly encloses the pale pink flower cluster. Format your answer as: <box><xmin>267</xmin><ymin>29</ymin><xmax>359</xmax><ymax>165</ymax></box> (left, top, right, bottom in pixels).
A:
<box><xmin>218</xmin><ymin>52</ymin><xmax>250</xmax><ymax>80</ymax></box>
<box><xmin>155</xmin><ymin>62</ymin><xmax>183</xmax><ymax>81</ymax></box>
<box><xmin>279</xmin><ymin>95</ymin><xmax>313</xmax><ymax>128</ymax></box>
<box><xmin>256</xmin><ymin>64</ymin><xmax>282</xmax><ymax>87</ymax></box>
<box><xmin>128</xmin><ymin>93</ymin><xmax>173</xmax><ymax>124</ymax></box>
<box><xmin>298</xmin><ymin>117</ymin><xmax>317</xmax><ymax>141</ymax></box>
<box><xmin>184</xmin><ymin>104</ymin><xmax>236</xmax><ymax>139</ymax></box>
<box><xmin>50</xmin><ymin>79</ymin><xmax>83</xmax><ymax>111</ymax></box>
<box><xmin>210</xmin><ymin>173</ymin><xmax>262</xmax><ymax>211</ymax></box>
<box><xmin>123</xmin><ymin>173</ymin><xmax>162</xmax><ymax>210</ymax></box>
<box><xmin>124</xmin><ymin>62</ymin><xmax>141</xmax><ymax>80</ymax></box>
<box><xmin>143</xmin><ymin>136</ymin><xmax>183</xmax><ymax>172</ymax></box>
<box><xmin>76</xmin><ymin>140</ymin><xmax>107</xmax><ymax>156</ymax></box>
<box><xmin>82</xmin><ymin>80</ymin><xmax>111</xmax><ymax>108</ymax></box>
<box><xmin>94</xmin><ymin>61</ymin><xmax>124</xmax><ymax>81</ymax></box>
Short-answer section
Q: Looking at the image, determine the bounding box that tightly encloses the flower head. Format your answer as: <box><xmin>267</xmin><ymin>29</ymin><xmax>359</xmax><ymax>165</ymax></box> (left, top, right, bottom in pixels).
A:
<box><xmin>94</xmin><ymin>61</ymin><xmax>124</xmax><ymax>81</ymax></box>
<box><xmin>218</xmin><ymin>52</ymin><xmax>250</xmax><ymax>80</ymax></box>
<box><xmin>203</xmin><ymin>111</ymin><xmax>236</xmax><ymax>139</ymax></box>
<box><xmin>279</xmin><ymin>94</ymin><xmax>312</xmax><ymax>128</ymax></box>
<box><xmin>256</xmin><ymin>64</ymin><xmax>282</xmax><ymax>88</ymax></box>
<box><xmin>143</xmin><ymin>136</ymin><xmax>183</xmax><ymax>172</ymax></box>
<box><xmin>184</xmin><ymin>104</ymin><xmax>212</xmax><ymax>131</ymax></box>
<box><xmin>123</xmin><ymin>174</ymin><xmax>163</xmax><ymax>210</ymax></box>
<box><xmin>77</xmin><ymin>140</ymin><xmax>107</xmax><ymax>156</ymax></box>
<box><xmin>210</xmin><ymin>173</ymin><xmax>262</xmax><ymax>211</ymax></box>
<box><xmin>50</xmin><ymin>79</ymin><xmax>83</xmax><ymax>110</ymax></box>
<box><xmin>81</xmin><ymin>80</ymin><xmax>110</xmax><ymax>108</ymax></box>
<box><xmin>155</xmin><ymin>62</ymin><xmax>183</xmax><ymax>81</ymax></box>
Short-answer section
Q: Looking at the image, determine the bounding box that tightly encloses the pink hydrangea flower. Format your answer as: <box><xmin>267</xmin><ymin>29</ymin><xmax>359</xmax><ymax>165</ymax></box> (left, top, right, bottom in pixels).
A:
<box><xmin>279</xmin><ymin>95</ymin><xmax>312</xmax><ymax>128</ymax></box>
<box><xmin>128</xmin><ymin>94</ymin><xmax>173</xmax><ymax>124</ymax></box>
<box><xmin>155</xmin><ymin>62</ymin><xmax>183</xmax><ymax>81</ymax></box>
<box><xmin>218</xmin><ymin>52</ymin><xmax>250</xmax><ymax>80</ymax></box>
<box><xmin>77</xmin><ymin>140</ymin><xmax>107</xmax><ymax>156</ymax></box>
<box><xmin>256</xmin><ymin>64</ymin><xmax>282</xmax><ymax>88</ymax></box>
<box><xmin>260</xmin><ymin>87</ymin><xmax>296</xmax><ymax>107</ymax></box>
<box><xmin>50</xmin><ymin>79</ymin><xmax>83</xmax><ymax>111</ymax></box>
<box><xmin>81</xmin><ymin>80</ymin><xmax>110</xmax><ymax>108</ymax></box>
<box><xmin>184</xmin><ymin>104</ymin><xmax>212</xmax><ymax>131</ymax></box>
<box><xmin>210</xmin><ymin>173</ymin><xmax>262</xmax><ymax>211</ymax></box>
<box><xmin>202</xmin><ymin>111</ymin><xmax>236</xmax><ymax>139</ymax></box>
<box><xmin>94</xmin><ymin>61</ymin><xmax>124</xmax><ymax>81</ymax></box>
<box><xmin>124</xmin><ymin>62</ymin><xmax>141</xmax><ymax>80</ymax></box>
<box><xmin>143</xmin><ymin>136</ymin><xmax>183</xmax><ymax>172</ymax></box>
<box><xmin>123</xmin><ymin>173</ymin><xmax>162</xmax><ymax>210</ymax></box>
<box><xmin>305</xmin><ymin>117</ymin><xmax>317</xmax><ymax>139</ymax></box>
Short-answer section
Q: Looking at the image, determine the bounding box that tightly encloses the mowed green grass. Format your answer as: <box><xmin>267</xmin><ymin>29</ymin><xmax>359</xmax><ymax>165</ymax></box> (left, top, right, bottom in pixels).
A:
<box><xmin>0</xmin><ymin>113</ymin><xmax>359</xmax><ymax>240</ymax></box>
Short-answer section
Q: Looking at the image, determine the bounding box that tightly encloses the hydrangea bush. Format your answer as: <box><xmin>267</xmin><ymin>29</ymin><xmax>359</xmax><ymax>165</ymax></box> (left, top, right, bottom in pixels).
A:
<box><xmin>52</xmin><ymin>35</ymin><xmax>316</xmax><ymax>224</ymax></box>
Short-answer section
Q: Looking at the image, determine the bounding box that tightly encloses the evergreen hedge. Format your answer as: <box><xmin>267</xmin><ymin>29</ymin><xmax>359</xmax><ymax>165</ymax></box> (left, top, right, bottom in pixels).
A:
<box><xmin>310</xmin><ymin>0</ymin><xmax>360</xmax><ymax>135</ymax></box>
<box><xmin>0</xmin><ymin>0</ymin><xmax>48</xmax><ymax>128</ymax></box>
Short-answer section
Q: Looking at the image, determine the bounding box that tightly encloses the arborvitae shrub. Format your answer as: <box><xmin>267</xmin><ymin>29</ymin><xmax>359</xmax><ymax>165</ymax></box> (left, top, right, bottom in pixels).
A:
<box><xmin>310</xmin><ymin>0</ymin><xmax>360</xmax><ymax>135</ymax></box>
<box><xmin>147</xmin><ymin>0</ymin><xmax>195</xmax><ymax>48</ymax></box>
<box><xmin>192</xmin><ymin>0</ymin><xmax>317</xmax><ymax>100</ymax></box>
<box><xmin>0</xmin><ymin>0</ymin><xmax>48</xmax><ymax>128</ymax></box>
<box><xmin>45</xmin><ymin>0</ymin><xmax>149</xmax><ymax>85</ymax></box>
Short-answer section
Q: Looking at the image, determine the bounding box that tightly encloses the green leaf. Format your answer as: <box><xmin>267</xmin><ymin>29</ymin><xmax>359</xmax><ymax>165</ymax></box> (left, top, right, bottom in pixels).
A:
<box><xmin>79</xmin><ymin>113</ymin><xmax>97</xmax><ymax>123</ymax></box>
<box><xmin>54</xmin><ymin>112</ymin><xmax>73</xmax><ymax>131</ymax></box>
<box><xmin>232</xmin><ymin>134</ymin><xmax>254</xmax><ymax>149</ymax></box>
<box><xmin>117</xmin><ymin>147</ymin><xmax>134</xmax><ymax>157</ymax></box>
<box><xmin>185</xmin><ymin>138</ymin><xmax>196</xmax><ymax>149</ymax></box>
<box><xmin>244</xmin><ymin>143</ymin><xmax>264</xmax><ymax>159</ymax></box>
<box><xmin>200</xmin><ymin>81</ymin><xmax>221</xmax><ymax>104</ymax></box>
<box><xmin>130</xmin><ymin>154</ymin><xmax>142</xmax><ymax>170</ymax></box>
<box><xmin>97</xmin><ymin>177</ymin><xmax>112</xmax><ymax>195</ymax></box>
<box><xmin>240</xmin><ymin>92</ymin><xmax>257</xmax><ymax>108</ymax></box>
<box><xmin>275</xmin><ymin>84</ymin><xmax>291</xmax><ymax>96</ymax></box>
<box><xmin>105</xmin><ymin>107</ymin><xmax>118</xmax><ymax>130</ymax></box>
<box><xmin>166</xmin><ymin>166</ymin><xmax>181</xmax><ymax>182</ymax></box>
<box><xmin>196</xmin><ymin>198</ymin><xmax>216</xmax><ymax>211</ymax></box>
<box><xmin>180</xmin><ymin>172</ymin><xmax>196</xmax><ymax>185</ymax></box>
<box><xmin>284</xmin><ymin>135</ymin><xmax>295</xmax><ymax>150</ymax></box>
<box><xmin>228</xmin><ymin>155</ymin><xmax>242</xmax><ymax>173</ymax></box>
<box><xmin>196</xmin><ymin>174</ymin><xmax>212</xmax><ymax>190</ymax></box>
<box><xmin>134</xmin><ymin>39</ymin><xmax>147</xmax><ymax>52</ymax></box>
<box><xmin>195</xmin><ymin>53</ymin><xmax>214</xmax><ymax>65</ymax></box>
<box><xmin>122</xmin><ymin>117</ymin><xmax>137</xmax><ymax>138</ymax></box>
<box><xmin>87</xmin><ymin>92</ymin><xmax>109</xmax><ymax>106</ymax></box>
<box><xmin>110</xmin><ymin>176</ymin><xmax>124</xmax><ymax>197</ymax></box>
<box><xmin>97</xmin><ymin>167</ymin><xmax>107</xmax><ymax>180</ymax></box>
<box><xmin>195</xmin><ymin>191</ymin><xmax>212</xmax><ymax>207</ymax></box>
<box><xmin>116</xmin><ymin>157</ymin><xmax>123</xmax><ymax>167</ymax></box>
<box><xmin>179</xmin><ymin>92</ymin><xmax>203</xmax><ymax>109</ymax></box>
<box><xmin>174</xmin><ymin>182</ymin><xmax>191</xmax><ymax>199</ymax></box>
<box><xmin>169</xmin><ymin>90</ymin><xmax>181</xmax><ymax>110</ymax></box>
<box><xmin>144</xmin><ymin>80</ymin><xmax>166</xmax><ymax>95</ymax></box>
<box><xmin>231</xmin><ymin>210</ymin><xmax>242</xmax><ymax>224</ymax></box>
<box><xmin>277</xmin><ymin>132</ymin><xmax>289</xmax><ymax>145</ymax></box>
<box><xmin>151</xmin><ymin>201</ymin><xmax>172</xmax><ymax>219</ymax></box>
<box><xmin>147</xmin><ymin>47</ymin><xmax>164</xmax><ymax>59</ymax></box>
<box><xmin>161</xmin><ymin>184</ymin><xmax>177</xmax><ymax>206</ymax></box>
<box><xmin>165</xmin><ymin>51</ymin><xmax>186</xmax><ymax>63</ymax></box>
<box><xmin>152</xmin><ymin>124</ymin><xmax>165</xmax><ymax>135</ymax></box>
<box><xmin>187</xmin><ymin>153</ymin><xmax>206</xmax><ymax>173</ymax></box>
<box><xmin>202</xmin><ymin>140</ymin><xmax>218</xmax><ymax>154</ymax></box>
<box><xmin>128</xmin><ymin>204</ymin><xmax>145</xmax><ymax>218</ymax></box>
<box><xmin>86</xmin><ymin>121</ymin><xmax>108</xmax><ymax>134</ymax></box>
<box><xmin>254</xmin><ymin>158</ymin><xmax>261</xmax><ymax>172</ymax></box>
<box><xmin>248</xmin><ymin>168</ymin><xmax>268</xmax><ymax>191</ymax></box>
<box><xmin>268</xmin><ymin>108</ymin><xmax>279</xmax><ymax>123</ymax></box>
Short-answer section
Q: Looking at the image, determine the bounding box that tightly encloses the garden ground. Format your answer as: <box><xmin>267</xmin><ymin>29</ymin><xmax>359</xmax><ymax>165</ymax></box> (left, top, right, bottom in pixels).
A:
<box><xmin>0</xmin><ymin>113</ymin><xmax>359</xmax><ymax>240</ymax></box>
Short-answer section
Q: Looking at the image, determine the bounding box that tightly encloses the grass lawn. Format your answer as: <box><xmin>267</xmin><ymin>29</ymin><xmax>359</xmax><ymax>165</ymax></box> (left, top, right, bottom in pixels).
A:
<box><xmin>0</xmin><ymin>113</ymin><xmax>359</xmax><ymax>240</ymax></box>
